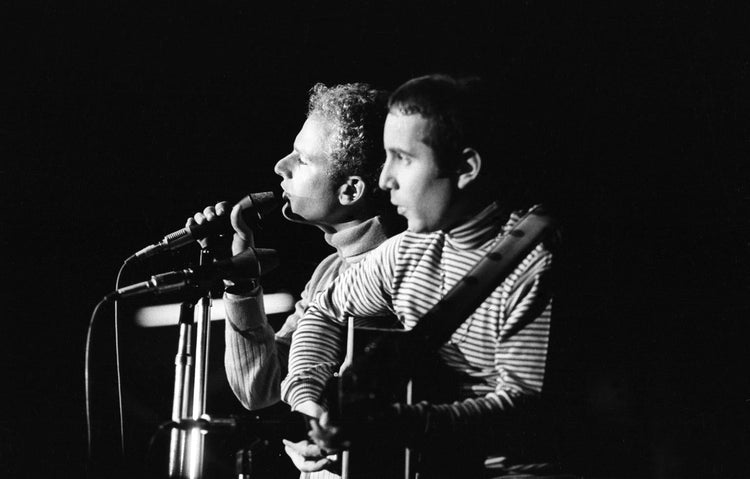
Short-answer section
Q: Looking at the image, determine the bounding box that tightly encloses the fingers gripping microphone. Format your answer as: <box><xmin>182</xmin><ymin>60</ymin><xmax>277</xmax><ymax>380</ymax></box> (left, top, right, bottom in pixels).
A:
<box><xmin>105</xmin><ymin>247</ymin><xmax>279</xmax><ymax>302</ymax></box>
<box><xmin>132</xmin><ymin>191</ymin><xmax>280</xmax><ymax>260</ymax></box>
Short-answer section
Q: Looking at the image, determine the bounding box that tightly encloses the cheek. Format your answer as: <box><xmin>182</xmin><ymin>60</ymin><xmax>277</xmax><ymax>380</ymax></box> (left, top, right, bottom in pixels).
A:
<box><xmin>410</xmin><ymin>177</ymin><xmax>446</xmax><ymax>202</ymax></box>
<box><xmin>418</xmin><ymin>182</ymin><xmax>452</xmax><ymax>214</ymax></box>
<box><xmin>308</xmin><ymin>175</ymin><xmax>330</xmax><ymax>192</ymax></box>
<box><xmin>298</xmin><ymin>169</ymin><xmax>338</xmax><ymax>203</ymax></box>
<box><xmin>289</xmin><ymin>169</ymin><xmax>317</xmax><ymax>192</ymax></box>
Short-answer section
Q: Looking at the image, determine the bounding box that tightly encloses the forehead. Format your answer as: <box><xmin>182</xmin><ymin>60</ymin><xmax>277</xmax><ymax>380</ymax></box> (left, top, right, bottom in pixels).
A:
<box><xmin>383</xmin><ymin>113</ymin><xmax>431</xmax><ymax>147</ymax></box>
<box><xmin>295</xmin><ymin>115</ymin><xmax>336</xmax><ymax>156</ymax></box>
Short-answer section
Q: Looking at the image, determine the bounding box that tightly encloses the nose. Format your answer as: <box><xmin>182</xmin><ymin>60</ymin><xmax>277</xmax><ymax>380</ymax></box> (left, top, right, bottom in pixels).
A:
<box><xmin>274</xmin><ymin>153</ymin><xmax>294</xmax><ymax>179</ymax></box>
<box><xmin>378</xmin><ymin>158</ymin><xmax>397</xmax><ymax>191</ymax></box>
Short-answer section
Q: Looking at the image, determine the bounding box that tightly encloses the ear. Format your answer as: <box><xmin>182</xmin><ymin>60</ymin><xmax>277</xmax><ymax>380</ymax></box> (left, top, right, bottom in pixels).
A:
<box><xmin>456</xmin><ymin>148</ymin><xmax>482</xmax><ymax>189</ymax></box>
<box><xmin>337</xmin><ymin>176</ymin><xmax>366</xmax><ymax>206</ymax></box>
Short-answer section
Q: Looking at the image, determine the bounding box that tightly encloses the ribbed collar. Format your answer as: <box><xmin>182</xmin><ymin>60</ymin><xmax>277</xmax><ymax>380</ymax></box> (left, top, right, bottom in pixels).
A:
<box><xmin>323</xmin><ymin>215</ymin><xmax>390</xmax><ymax>262</ymax></box>
<box><xmin>443</xmin><ymin>201</ymin><xmax>512</xmax><ymax>250</ymax></box>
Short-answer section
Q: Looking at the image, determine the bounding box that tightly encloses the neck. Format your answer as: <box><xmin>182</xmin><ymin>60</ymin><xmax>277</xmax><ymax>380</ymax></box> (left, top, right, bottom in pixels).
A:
<box><xmin>282</xmin><ymin>201</ymin><xmax>377</xmax><ymax>235</ymax></box>
<box><xmin>439</xmin><ymin>195</ymin><xmax>493</xmax><ymax>232</ymax></box>
<box><xmin>313</xmin><ymin>216</ymin><xmax>369</xmax><ymax>235</ymax></box>
<box><xmin>314</xmin><ymin>204</ymin><xmax>379</xmax><ymax>234</ymax></box>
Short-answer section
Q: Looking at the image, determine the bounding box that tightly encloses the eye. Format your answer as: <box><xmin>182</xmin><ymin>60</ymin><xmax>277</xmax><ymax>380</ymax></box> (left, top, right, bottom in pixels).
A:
<box><xmin>387</xmin><ymin>151</ymin><xmax>406</xmax><ymax>162</ymax></box>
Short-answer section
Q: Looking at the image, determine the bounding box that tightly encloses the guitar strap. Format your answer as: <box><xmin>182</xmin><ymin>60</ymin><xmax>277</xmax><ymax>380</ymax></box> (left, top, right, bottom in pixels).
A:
<box><xmin>341</xmin><ymin>204</ymin><xmax>558</xmax><ymax>388</ymax></box>
<box><xmin>337</xmin><ymin>205</ymin><xmax>557</xmax><ymax>479</ymax></box>
<box><xmin>409</xmin><ymin>204</ymin><xmax>557</xmax><ymax>353</ymax></box>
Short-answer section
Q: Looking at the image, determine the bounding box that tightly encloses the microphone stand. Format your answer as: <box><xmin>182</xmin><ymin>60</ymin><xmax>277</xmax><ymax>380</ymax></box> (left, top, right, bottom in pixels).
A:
<box><xmin>167</xmin><ymin>248</ymin><xmax>214</xmax><ymax>479</ymax></box>
<box><xmin>167</xmin><ymin>300</ymin><xmax>194</xmax><ymax>478</ymax></box>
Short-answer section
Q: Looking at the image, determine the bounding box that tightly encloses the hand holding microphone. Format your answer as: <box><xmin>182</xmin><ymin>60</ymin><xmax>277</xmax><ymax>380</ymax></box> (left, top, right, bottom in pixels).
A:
<box><xmin>132</xmin><ymin>191</ymin><xmax>280</xmax><ymax>261</ymax></box>
<box><xmin>187</xmin><ymin>200</ymin><xmax>256</xmax><ymax>260</ymax></box>
<box><xmin>118</xmin><ymin>191</ymin><xmax>282</xmax><ymax>300</ymax></box>
<box><xmin>187</xmin><ymin>197</ymin><xmax>274</xmax><ymax>294</ymax></box>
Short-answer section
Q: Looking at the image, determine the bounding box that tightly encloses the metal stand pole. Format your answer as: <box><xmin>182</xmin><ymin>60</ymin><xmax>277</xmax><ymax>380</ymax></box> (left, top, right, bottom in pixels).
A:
<box><xmin>185</xmin><ymin>286</ymin><xmax>212</xmax><ymax>478</ymax></box>
<box><xmin>168</xmin><ymin>301</ymin><xmax>195</xmax><ymax>478</ymax></box>
<box><xmin>166</xmin><ymin>248</ymin><xmax>214</xmax><ymax>479</ymax></box>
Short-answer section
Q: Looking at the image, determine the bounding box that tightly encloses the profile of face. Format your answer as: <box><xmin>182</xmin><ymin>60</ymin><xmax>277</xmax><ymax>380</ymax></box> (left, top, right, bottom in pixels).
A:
<box><xmin>274</xmin><ymin>115</ymin><xmax>343</xmax><ymax>227</ymax></box>
<box><xmin>379</xmin><ymin>113</ymin><xmax>457</xmax><ymax>233</ymax></box>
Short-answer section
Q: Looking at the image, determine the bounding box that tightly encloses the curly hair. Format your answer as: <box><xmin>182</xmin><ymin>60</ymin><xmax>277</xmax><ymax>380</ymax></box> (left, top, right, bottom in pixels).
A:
<box><xmin>307</xmin><ymin>83</ymin><xmax>389</xmax><ymax>206</ymax></box>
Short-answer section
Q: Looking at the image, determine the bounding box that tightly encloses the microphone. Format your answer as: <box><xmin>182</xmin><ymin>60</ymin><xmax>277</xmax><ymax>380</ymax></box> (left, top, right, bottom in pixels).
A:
<box><xmin>105</xmin><ymin>247</ymin><xmax>279</xmax><ymax>302</ymax></box>
<box><xmin>131</xmin><ymin>191</ymin><xmax>280</xmax><ymax>261</ymax></box>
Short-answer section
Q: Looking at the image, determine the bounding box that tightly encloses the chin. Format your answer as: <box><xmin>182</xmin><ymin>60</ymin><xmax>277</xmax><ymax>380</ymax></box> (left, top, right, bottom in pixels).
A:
<box><xmin>282</xmin><ymin>202</ymin><xmax>311</xmax><ymax>225</ymax></box>
<box><xmin>281</xmin><ymin>202</ymin><xmax>299</xmax><ymax>220</ymax></box>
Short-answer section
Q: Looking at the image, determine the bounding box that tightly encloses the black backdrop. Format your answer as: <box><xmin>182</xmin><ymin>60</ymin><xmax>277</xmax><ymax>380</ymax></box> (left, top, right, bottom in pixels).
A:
<box><xmin>3</xmin><ymin>1</ymin><xmax>748</xmax><ymax>478</ymax></box>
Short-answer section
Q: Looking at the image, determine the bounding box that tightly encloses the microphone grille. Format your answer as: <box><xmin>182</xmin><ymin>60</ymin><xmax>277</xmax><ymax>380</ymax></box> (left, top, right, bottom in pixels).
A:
<box><xmin>249</xmin><ymin>191</ymin><xmax>281</xmax><ymax>218</ymax></box>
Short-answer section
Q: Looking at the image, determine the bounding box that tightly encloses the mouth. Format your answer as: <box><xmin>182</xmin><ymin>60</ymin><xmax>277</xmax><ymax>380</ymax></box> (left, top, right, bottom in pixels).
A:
<box><xmin>391</xmin><ymin>199</ymin><xmax>405</xmax><ymax>215</ymax></box>
<box><xmin>279</xmin><ymin>191</ymin><xmax>303</xmax><ymax>222</ymax></box>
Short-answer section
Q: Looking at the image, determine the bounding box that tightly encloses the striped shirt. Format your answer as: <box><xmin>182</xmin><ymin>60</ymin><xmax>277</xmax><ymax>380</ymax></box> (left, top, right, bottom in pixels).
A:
<box><xmin>281</xmin><ymin>202</ymin><xmax>556</xmax><ymax>475</ymax></box>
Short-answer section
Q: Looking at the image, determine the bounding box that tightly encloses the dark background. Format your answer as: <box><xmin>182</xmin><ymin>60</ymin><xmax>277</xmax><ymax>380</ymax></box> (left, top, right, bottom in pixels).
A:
<box><xmin>3</xmin><ymin>1</ymin><xmax>748</xmax><ymax>478</ymax></box>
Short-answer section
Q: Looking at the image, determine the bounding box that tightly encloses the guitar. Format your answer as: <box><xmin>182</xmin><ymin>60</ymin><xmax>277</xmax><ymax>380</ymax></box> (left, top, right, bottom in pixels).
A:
<box><xmin>322</xmin><ymin>206</ymin><xmax>558</xmax><ymax>479</ymax></box>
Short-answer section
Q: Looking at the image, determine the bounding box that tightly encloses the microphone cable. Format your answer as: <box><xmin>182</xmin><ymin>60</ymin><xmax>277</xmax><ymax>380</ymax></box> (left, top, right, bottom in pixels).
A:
<box><xmin>113</xmin><ymin>257</ymin><xmax>132</xmax><ymax>457</ymax></box>
<box><xmin>84</xmin><ymin>256</ymin><xmax>132</xmax><ymax>462</ymax></box>
<box><xmin>84</xmin><ymin>296</ymin><xmax>107</xmax><ymax>461</ymax></box>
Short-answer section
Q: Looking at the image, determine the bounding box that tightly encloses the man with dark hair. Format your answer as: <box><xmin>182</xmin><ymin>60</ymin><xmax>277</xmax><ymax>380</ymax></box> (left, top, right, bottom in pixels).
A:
<box><xmin>281</xmin><ymin>74</ymin><xmax>563</xmax><ymax>478</ymax></box>
<box><xmin>188</xmin><ymin>83</ymin><xmax>402</xmax><ymax>475</ymax></box>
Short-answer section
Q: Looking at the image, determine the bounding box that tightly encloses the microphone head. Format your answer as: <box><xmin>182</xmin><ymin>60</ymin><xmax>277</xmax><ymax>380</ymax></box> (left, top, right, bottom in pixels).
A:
<box><xmin>237</xmin><ymin>191</ymin><xmax>281</xmax><ymax>227</ymax></box>
<box><xmin>249</xmin><ymin>191</ymin><xmax>281</xmax><ymax>215</ymax></box>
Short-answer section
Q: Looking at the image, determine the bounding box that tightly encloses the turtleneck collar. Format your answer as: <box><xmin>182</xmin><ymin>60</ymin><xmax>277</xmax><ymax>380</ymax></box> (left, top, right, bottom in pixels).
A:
<box><xmin>443</xmin><ymin>201</ymin><xmax>511</xmax><ymax>250</ymax></box>
<box><xmin>323</xmin><ymin>215</ymin><xmax>391</xmax><ymax>262</ymax></box>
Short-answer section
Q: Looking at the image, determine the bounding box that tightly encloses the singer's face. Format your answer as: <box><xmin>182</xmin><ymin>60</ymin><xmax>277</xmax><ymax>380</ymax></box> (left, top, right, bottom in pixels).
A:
<box><xmin>379</xmin><ymin>112</ymin><xmax>457</xmax><ymax>233</ymax></box>
<box><xmin>274</xmin><ymin>116</ymin><xmax>344</xmax><ymax>228</ymax></box>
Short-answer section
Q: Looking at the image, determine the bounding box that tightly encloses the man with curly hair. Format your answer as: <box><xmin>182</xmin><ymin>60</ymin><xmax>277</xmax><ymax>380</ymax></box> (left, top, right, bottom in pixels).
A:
<box><xmin>188</xmin><ymin>82</ymin><xmax>402</xmax><ymax>476</ymax></box>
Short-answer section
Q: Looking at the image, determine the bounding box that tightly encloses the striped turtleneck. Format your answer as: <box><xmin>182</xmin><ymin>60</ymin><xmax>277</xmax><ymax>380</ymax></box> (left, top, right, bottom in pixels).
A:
<box><xmin>281</xmin><ymin>202</ymin><xmax>558</xmax><ymax>476</ymax></box>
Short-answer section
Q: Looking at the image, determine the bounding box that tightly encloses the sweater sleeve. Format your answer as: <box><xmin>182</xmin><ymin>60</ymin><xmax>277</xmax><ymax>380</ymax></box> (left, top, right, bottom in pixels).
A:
<box><xmin>223</xmin><ymin>288</ymin><xmax>283</xmax><ymax>410</ymax></box>
<box><xmin>280</xmin><ymin>236</ymin><xmax>401</xmax><ymax>409</ymax></box>
<box><xmin>224</xmin><ymin>253</ymin><xmax>342</xmax><ymax>410</ymax></box>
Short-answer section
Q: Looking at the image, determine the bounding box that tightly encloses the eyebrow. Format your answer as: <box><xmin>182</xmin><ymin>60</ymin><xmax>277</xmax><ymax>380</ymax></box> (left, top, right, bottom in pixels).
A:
<box><xmin>386</xmin><ymin>147</ymin><xmax>412</xmax><ymax>156</ymax></box>
<box><xmin>385</xmin><ymin>148</ymin><xmax>410</xmax><ymax>155</ymax></box>
<box><xmin>293</xmin><ymin>143</ymin><xmax>320</xmax><ymax>163</ymax></box>
<box><xmin>292</xmin><ymin>143</ymin><xmax>306</xmax><ymax>157</ymax></box>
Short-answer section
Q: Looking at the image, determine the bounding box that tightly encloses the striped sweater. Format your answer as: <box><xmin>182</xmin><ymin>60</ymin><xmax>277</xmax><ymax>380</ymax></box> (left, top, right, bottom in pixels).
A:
<box><xmin>281</xmin><ymin>202</ymin><xmax>557</xmax><ymax>476</ymax></box>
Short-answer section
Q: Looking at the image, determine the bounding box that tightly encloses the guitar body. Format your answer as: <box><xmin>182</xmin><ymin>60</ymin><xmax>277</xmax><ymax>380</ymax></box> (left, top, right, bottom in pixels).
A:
<box><xmin>327</xmin><ymin>327</ymin><xmax>410</xmax><ymax>479</ymax></box>
<box><xmin>324</xmin><ymin>207</ymin><xmax>558</xmax><ymax>478</ymax></box>
<box><xmin>328</xmin><ymin>327</ymin><xmax>480</xmax><ymax>479</ymax></box>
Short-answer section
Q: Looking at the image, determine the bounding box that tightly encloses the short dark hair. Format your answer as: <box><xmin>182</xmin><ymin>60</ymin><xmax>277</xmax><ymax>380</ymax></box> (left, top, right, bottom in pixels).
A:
<box><xmin>388</xmin><ymin>73</ymin><xmax>532</xmax><ymax>207</ymax></box>
<box><xmin>307</xmin><ymin>83</ymin><xmax>389</xmax><ymax>204</ymax></box>
<box><xmin>387</xmin><ymin>74</ymin><xmax>494</xmax><ymax>170</ymax></box>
